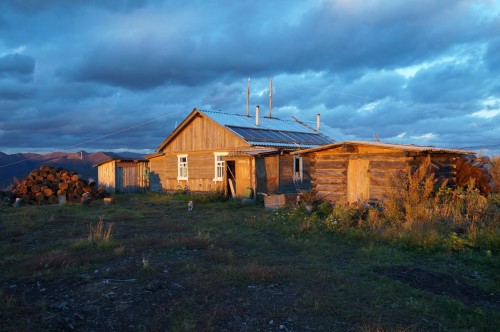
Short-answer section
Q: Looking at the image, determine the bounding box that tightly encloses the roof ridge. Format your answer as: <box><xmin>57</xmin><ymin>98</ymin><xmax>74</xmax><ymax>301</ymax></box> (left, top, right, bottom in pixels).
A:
<box><xmin>200</xmin><ymin>109</ymin><xmax>299</xmax><ymax>122</ymax></box>
<box><xmin>292</xmin><ymin>116</ymin><xmax>335</xmax><ymax>142</ymax></box>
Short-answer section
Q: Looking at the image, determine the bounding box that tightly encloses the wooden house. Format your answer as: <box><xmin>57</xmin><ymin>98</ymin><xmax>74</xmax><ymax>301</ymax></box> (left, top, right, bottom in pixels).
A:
<box><xmin>291</xmin><ymin>141</ymin><xmax>475</xmax><ymax>203</ymax></box>
<box><xmin>96</xmin><ymin>158</ymin><xmax>149</xmax><ymax>193</ymax></box>
<box><xmin>146</xmin><ymin>108</ymin><xmax>344</xmax><ymax>197</ymax></box>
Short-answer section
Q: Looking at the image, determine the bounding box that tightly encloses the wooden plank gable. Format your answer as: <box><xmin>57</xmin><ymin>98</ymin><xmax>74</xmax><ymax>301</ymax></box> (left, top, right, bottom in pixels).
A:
<box><xmin>161</xmin><ymin>112</ymin><xmax>250</xmax><ymax>153</ymax></box>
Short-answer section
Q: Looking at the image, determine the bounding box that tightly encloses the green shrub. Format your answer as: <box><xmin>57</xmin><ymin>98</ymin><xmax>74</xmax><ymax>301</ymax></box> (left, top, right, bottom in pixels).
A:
<box><xmin>317</xmin><ymin>156</ymin><xmax>499</xmax><ymax>253</ymax></box>
<box><xmin>323</xmin><ymin>202</ymin><xmax>366</xmax><ymax>231</ymax></box>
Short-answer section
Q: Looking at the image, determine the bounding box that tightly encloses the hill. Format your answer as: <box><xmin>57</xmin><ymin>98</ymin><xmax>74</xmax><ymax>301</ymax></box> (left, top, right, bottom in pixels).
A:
<box><xmin>0</xmin><ymin>150</ymin><xmax>144</xmax><ymax>188</ymax></box>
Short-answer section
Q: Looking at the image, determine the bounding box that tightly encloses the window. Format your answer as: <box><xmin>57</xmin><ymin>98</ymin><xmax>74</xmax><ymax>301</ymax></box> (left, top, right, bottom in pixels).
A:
<box><xmin>213</xmin><ymin>152</ymin><xmax>228</xmax><ymax>181</ymax></box>
<box><xmin>177</xmin><ymin>155</ymin><xmax>188</xmax><ymax>180</ymax></box>
<box><xmin>293</xmin><ymin>156</ymin><xmax>303</xmax><ymax>182</ymax></box>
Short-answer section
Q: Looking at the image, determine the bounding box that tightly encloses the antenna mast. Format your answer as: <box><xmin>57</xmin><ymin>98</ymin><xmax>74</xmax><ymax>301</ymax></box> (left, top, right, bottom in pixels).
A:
<box><xmin>246</xmin><ymin>78</ymin><xmax>250</xmax><ymax>116</ymax></box>
<box><xmin>269</xmin><ymin>77</ymin><xmax>273</xmax><ymax>117</ymax></box>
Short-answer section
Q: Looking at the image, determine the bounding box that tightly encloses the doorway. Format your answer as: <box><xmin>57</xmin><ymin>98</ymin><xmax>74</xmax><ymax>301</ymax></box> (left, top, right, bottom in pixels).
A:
<box><xmin>226</xmin><ymin>161</ymin><xmax>236</xmax><ymax>197</ymax></box>
<box><xmin>347</xmin><ymin>159</ymin><xmax>369</xmax><ymax>203</ymax></box>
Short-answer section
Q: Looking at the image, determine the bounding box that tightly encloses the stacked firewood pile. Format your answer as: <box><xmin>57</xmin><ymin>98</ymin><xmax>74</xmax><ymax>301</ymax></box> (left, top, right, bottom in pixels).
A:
<box><xmin>10</xmin><ymin>165</ymin><xmax>107</xmax><ymax>205</ymax></box>
<box><xmin>456</xmin><ymin>155</ymin><xmax>497</xmax><ymax>195</ymax></box>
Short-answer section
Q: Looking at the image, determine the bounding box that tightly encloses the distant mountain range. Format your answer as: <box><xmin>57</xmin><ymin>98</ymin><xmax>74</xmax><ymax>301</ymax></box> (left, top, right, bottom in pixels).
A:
<box><xmin>0</xmin><ymin>151</ymin><xmax>145</xmax><ymax>188</ymax></box>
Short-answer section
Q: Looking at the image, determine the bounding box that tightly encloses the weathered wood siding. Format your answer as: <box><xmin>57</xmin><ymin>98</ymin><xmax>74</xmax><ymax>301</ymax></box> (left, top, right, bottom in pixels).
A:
<box><xmin>162</xmin><ymin>115</ymin><xmax>250</xmax><ymax>152</ymax></box>
<box><xmin>148</xmin><ymin>156</ymin><xmax>166</xmax><ymax>192</ymax></box>
<box><xmin>149</xmin><ymin>113</ymin><xmax>253</xmax><ymax>193</ymax></box>
<box><xmin>256</xmin><ymin>156</ymin><xmax>278</xmax><ymax>194</ymax></box>
<box><xmin>98</xmin><ymin>160</ymin><xmax>149</xmax><ymax>193</ymax></box>
<box><xmin>151</xmin><ymin>152</ymin><xmax>226</xmax><ymax>193</ymax></box>
<box><xmin>278</xmin><ymin>154</ymin><xmax>312</xmax><ymax>194</ymax></box>
<box><xmin>98</xmin><ymin>161</ymin><xmax>116</xmax><ymax>192</ymax></box>
<box><xmin>116</xmin><ymin>161</ymin><xmax>149</xmax><ymax>193</ymax></box>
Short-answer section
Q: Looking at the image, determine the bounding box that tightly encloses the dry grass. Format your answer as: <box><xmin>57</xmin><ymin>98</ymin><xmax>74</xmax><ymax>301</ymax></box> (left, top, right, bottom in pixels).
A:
<box><xmin>88</xmin><ymin>216</ymin><xmax>114</xmax><ymax>244</ymax></box>
<box><xmin>0</xmin><ymin>193</ymin><xmax>498</xmax><ymax>331</ymax></box>
<box><xmin>322</xmin><ymin>157</ymin><xmax>499</xmax><ymax>253</ymax></box>
<box><xmin>491</xmin><ymin>156</ymin><xmax>500</xmax><ymax>193</ymax></box>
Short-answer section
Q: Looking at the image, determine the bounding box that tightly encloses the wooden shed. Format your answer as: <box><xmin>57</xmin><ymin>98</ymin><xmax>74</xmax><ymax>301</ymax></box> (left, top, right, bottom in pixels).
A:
<box><xmin>292</xmin><ymin>141</ymin><xmax>475</xmax><ymax>204</ymax></box>
<box><xmin>96</xmin><ymin>158</ymin><xmax>149</xmax><ymax>193</ymax></box>
<box><xmin>146</xmin><ymin>108</ymin><xmax>344</xmax><ymax>197</ymax></box>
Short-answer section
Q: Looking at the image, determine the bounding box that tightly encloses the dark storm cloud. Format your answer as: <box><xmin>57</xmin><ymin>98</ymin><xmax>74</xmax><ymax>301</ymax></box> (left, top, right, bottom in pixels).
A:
<box><xmin>408</xmin><ymin>61</ymin><xmax>485</xmax><ymax>104</ymax></box>
<box><xmin>0</xmin><ymin>81</ymin><xmax>34</xmax><ymax>100</ymax></box>
<box><xmin>0</xmin><ymin>53</ymin><xmax>35</xmax><ymax>82</ymax></box>
<box><xmin>0</xmin><ymin>0</ymin><xmax>147</xmax><ymax>14</ymax></box>
<box><xmin>61</xmin><ymin>0</ymin><xmax>496</xmax><ymax>93</ymax></box>
<box><xmin>0</xmin><ymin>0</ymin><xmax>499</xmax><ymax>155</ymax></box>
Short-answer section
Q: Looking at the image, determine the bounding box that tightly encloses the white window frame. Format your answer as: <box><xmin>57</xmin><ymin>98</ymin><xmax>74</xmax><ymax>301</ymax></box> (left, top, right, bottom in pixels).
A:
<box><xmin>213</xmin><ymin>152</ymin><xmax>228</xmax><ymax>181</ymax></box>
<box><xmin>177</xmin><ymin>154</ymin><xmax>188</xmax><ymax>180</ymax></box>
<box><xmin>293</xmin><ymin>155</ymin><xmax>303</xmax><ymax>182</ymax></box>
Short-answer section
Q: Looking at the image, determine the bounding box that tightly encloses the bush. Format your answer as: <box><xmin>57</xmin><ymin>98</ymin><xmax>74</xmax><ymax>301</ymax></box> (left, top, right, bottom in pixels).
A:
<box><xmin>317</xmin><ymin>156</ymin><xmax>499</xmax><ymax>253</ymax></box>
<box><xmin>323</xmin><ymin>202</ymin><xmax>366</xmax><ymax>231</ymax></box>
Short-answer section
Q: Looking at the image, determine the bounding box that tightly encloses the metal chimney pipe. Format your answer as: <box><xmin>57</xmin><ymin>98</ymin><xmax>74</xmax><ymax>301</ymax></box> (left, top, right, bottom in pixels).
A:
<box><xmin>256</xmin><ymin>105</ymin><xmax>260</xmax><ymax>126</ymax></box>
<box><xmin>246</xmin><ymin>78</ymin><xmax>250</xmax><ymax>116</ymax></box>
<box><xmin>316</xmin><ymin>114</ymin><xmax>320</xmax><ymax>130</ymax></box>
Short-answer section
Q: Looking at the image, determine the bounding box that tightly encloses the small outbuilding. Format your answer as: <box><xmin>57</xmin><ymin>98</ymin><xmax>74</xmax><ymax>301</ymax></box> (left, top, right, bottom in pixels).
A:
<box><xmin>96</xmin><ymin>158</ymin><xmax>149</xmax><ymax>193</ymax></box>
<box><xmin>291</xmin><ymin>141</ymin><xmax>475</xmax><ymax>204</ymax></box>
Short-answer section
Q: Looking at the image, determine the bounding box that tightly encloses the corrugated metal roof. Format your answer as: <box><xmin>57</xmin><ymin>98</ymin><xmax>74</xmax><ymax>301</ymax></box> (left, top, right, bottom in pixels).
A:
<box><xmin>201</xmin><ymin>110</ymin><xmax>313</xmax><ymax>133</ymax></box>
<box><xmin>247</xmin><ymin>141</ymin><xmax>319</xmax><ymax>148</ymax></box>
<box><xmin>200</xmin><ymin>109</ymin><xmax>342</xmax><ymax>147</ymax></box>
<box><xmin>95</xmin><ymin>157</ymin><xmax>148</xmax><ymax>167</ymax></box>
<box><xmin>292</xmin><ymin>141</ymin><xmax>476</xmax><ymax>155</ymax></box>
<box><xmin>226</xmin><ymin>147</ymin><xmax>279</xmax><ymax>157</ymax></box>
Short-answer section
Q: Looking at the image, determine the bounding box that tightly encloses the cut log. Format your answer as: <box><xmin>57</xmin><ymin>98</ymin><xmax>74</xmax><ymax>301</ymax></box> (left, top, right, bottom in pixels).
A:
<box><xmin>34</xmin><ymin>192</ymin><xmax>44</xmax><ymax>202</ymax></box>
<box><xmin>43</xmin><ymin>188</ymin><xmax>54</xmax><ymax>197</ymax></box>
<box><xmin>47</xmin><ymin>195</ymin><xmax>58</xmax><ymax>204</ymax></box>
<box><xmin>10</xmin><ymin>165</ymin><xmax>107</xmax><ymax>206</ymax></box>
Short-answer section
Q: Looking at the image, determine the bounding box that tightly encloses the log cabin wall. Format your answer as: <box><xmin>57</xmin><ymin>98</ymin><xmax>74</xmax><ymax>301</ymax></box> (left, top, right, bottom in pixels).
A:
<box><xmin>306</xmin><ymin>143</ymin><xmax>468</xmax><ymax>204</ymax></box>
<box><xmin>310</xmin><ymin>152</ymin><xmax>349</xmax><ymax>203</ymax></box>
<box><xmin>413</xmin><ymin>154</ymin><xmax>460</xmax><ymax>185</ymax></box>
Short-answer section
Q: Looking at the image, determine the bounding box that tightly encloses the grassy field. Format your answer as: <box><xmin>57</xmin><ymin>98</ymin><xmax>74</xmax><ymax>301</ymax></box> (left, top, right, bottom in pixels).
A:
<box><xmin>0</xmin><ymin>192</ymin><xmax>499</xmax><ymax>331</ymax></box>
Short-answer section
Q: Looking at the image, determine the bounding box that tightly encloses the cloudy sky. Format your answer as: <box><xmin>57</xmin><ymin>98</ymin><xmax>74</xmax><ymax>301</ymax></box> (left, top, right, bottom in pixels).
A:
<box><xmin>0</xmin><ymin>0</ymin><xmax>499</xmax><ymax>156</ymax></box>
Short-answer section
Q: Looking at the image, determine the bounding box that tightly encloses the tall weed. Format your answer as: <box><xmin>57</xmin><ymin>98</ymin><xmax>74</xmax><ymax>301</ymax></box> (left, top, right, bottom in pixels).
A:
<box><xmin>320</xmin><ymin>157</ymin><xmax>498</xmax><ymax>253</ymax></box>
<box><xmin>87</xmin><ymin>217</ymin><xmax>115</xmax><ymax>249</ymax></box>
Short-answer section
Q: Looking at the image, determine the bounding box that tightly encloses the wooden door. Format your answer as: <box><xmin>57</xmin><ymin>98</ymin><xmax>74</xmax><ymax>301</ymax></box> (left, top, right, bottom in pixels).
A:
<box><xmin>347</xmin><ymin>159</ymin><xmax>369</xmax><ymax>203</ymax></box>
<box><xmin>256</xmin><ymin>156</ymin><xmax>278</xmax><ymax>194</ymax></box>
<box><xmin>117</xmin><ymin>167</ymin><xmax>138</xmax><ymax>192</ymax></box>
<box><xmin>235</xmin><ymin>159</ymin><xmax>251</xmax><ymax>196</ymax></box>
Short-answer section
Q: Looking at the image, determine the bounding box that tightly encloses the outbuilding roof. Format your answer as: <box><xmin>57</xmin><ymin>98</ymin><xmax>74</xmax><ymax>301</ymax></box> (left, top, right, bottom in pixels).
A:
<box><xmin>291</xmin><ymin>141</ymin><xmax>476</xmax><ymax>155</ymax></box>
<box><xmin>94</xmin><ymin>158</ymin><xmax>148</xmax><ymax>167</ymax></box>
